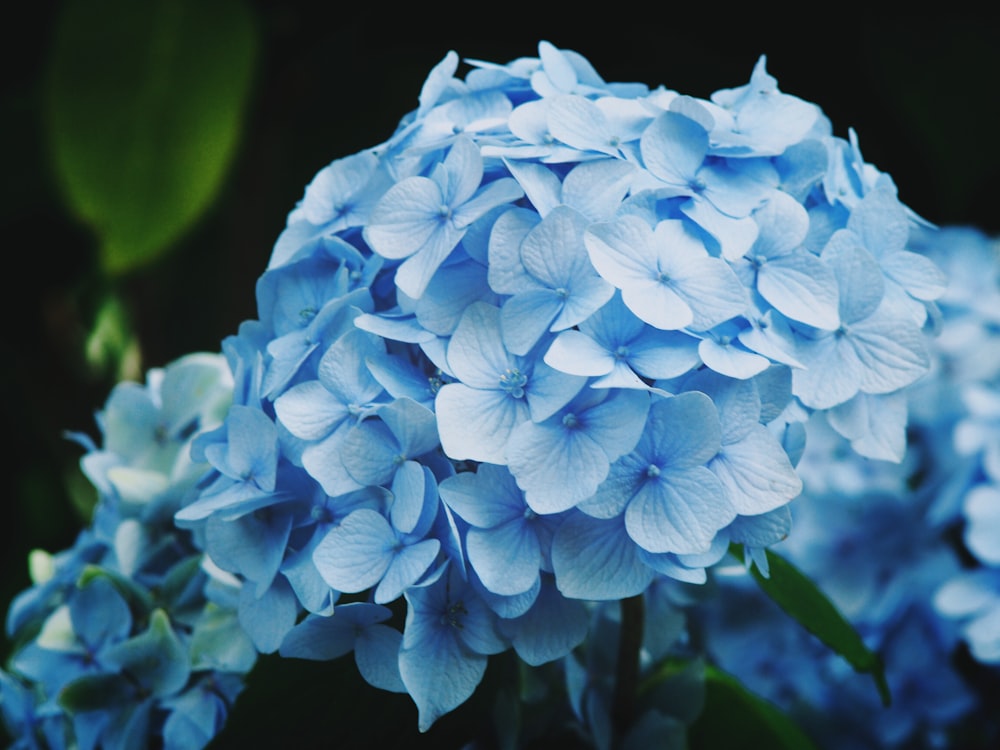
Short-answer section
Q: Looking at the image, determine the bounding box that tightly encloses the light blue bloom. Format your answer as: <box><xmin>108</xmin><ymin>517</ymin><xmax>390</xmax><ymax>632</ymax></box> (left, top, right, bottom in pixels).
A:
<box><xmin>543</xmin><ymin>292</ymin><xmax>701</xmax><ymax>389</ymax></box>
<box><xmin>506</xmin><ymin>387</ymin><xmax>649</xmax><ymax>514</ymax></box>
<box><xmin>363</xmin><ymin>135</ymin><xmax>523</xmax><ymax>298</ymax></box>
<box><xmin>791</xmin><ymin>231</ymin><xmax>930</xmax><ymax>410</ymax></box>
<box><xmin>399</xmin><ymin>564</ymin><xmax>507</xmax><ymax>731</ymax></box>
<box><xmin>435</xmin><ymin>301</ymin><xmax>585</xmax><ymax>464</ymax></box>
<box><xmin>489</xmin><ymin>204</ymin><xmax>614</xmax><ymax>355</ymax></box>
<box><xmin>584</xmin><ymin>215</ymin><xmax>747</xmax><ymax>331</ymax></box>
<box><xmin>580</xmin><ymin>392</ymin><xmax>729</xmax><ymax>555</ymax></box>
<box><xmin>438</xmin><ymin>463</ymin><xmax>558</xmax><ymax>597</ymax></box>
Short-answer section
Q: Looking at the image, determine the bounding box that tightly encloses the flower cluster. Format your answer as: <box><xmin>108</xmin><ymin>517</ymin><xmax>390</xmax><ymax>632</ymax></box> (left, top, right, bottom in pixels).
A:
<box><xmin>696</xmin><ymin>225</ymin><xmax>1000</xmax><ymax>749</ymax></box>
<box><xmin>919</xmin><ymin>226</ymin><xmax>1000</xmax><ymax>667</ymax></box>
<box><xmin>165</xmin><ymin>41</ymin><xmax>946</xmax><ymax>730</ymax></box>
<box><xmin>0</xmin><ymin>354</ymin><xmax>255</xmax><ymax>750</ymax></box>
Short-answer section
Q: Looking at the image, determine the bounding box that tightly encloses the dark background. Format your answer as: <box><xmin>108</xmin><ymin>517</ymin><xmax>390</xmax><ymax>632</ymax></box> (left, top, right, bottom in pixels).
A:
<box><xmin>2</xmin><ymin>4</ymin><xmax>998</xmax><ymax>746</ymax></box>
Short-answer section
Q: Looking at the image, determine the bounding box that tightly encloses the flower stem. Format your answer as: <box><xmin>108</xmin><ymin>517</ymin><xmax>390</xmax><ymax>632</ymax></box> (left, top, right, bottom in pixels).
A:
<box><xmin>612</xmin><ymin>593</ymin><xmax>644</xmax><ymax>735</ymax></box>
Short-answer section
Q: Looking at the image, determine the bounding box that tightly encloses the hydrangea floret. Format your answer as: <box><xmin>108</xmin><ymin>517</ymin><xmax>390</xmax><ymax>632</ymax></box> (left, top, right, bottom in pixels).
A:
<box><xmin>0</xmin><ymin>354</ymin><xmax>256</xmax><ymax>750</ymax></box>
<box><xmin>164</xmin><ymin>41</ymin><xmax>945</xmax><ymax>731</ymax></box>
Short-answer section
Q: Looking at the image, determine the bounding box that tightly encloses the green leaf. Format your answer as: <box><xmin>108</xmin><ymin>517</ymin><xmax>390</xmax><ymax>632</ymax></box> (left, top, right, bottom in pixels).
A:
<box><xmin>731</xmin><ymin>544</ymin><xmax>891</xmax><ymax>707</ymax></box>
<box><xmin>44</xmin><ymin>0</ymin><xmax>257</xmax><ymax>275</ymax></box>
<box><xmin>688</xmin><ymin>665</ymin><xmax>820</xmax><ymax>750</ymax></box>
<box><xmin>104</xmin><ymin>609</ymin><xmax>191</xmax><ymax>698</ymax></box>
<box><xmin>59</xmin><ymin>672</ymin><xmax>134</xmax><ymax>713</ymax></box>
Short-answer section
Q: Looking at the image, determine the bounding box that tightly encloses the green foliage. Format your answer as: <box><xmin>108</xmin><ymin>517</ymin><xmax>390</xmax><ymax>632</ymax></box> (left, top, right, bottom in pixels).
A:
<box><xmin>732</xmin><ymin>544</ymin><xmax>891</xmax><ymax>707</ymax></box>
<box><xmin>688</xmin><ymin>665</ymin><xmax>819</xmax><ymax>750</ymax></box>
<box><xmin>44</xmin><ymin>0</ymin><xmax>258</xmax><ymax>276</ymax></box>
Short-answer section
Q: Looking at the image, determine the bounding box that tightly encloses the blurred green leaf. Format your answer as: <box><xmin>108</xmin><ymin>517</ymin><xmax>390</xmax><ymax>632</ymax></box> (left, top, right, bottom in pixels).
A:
<box><xmin>688</xmin><ymin>665</ymin><xmax>819</xmax><ymax>750</ymax></box>
<box><xmin>45</xmin><ymin>0</ymin><xmax>257</xmax><ymax>275</ymax></box>
<box><xmin>58</xmin><ymin>672</ymin><xmax>133</xmax><ymax>713</ymax></box>
<box><xmin>84</xmin><ymin>292</ymin><xmax>141</xmax><ymax>382</ymax></box>
<box><xmin>732</xmin><ymin>544</ymin><xmax>891</xmax><ymax>707</ymax></box>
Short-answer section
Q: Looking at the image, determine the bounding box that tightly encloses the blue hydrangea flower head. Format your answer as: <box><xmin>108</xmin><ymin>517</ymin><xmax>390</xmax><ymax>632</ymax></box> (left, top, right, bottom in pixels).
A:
<box><xmin>170</xmin><ymin>40</ymin><xmax>950</xmax><ymax>731</ymax></box>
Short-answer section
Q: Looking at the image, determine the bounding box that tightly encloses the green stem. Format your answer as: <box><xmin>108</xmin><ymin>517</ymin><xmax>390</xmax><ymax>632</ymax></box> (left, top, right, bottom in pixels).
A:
<box><xmin>612</xmin><ymin>593</ymin><xmax>644</xmax><ymax>735</ymax></box>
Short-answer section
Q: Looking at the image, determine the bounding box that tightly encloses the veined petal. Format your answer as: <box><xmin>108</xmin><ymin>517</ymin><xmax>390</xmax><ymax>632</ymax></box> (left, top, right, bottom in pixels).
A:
<box><xmin>624</xmin><ymin>466</ymin><xmax>731</xmax><ymax>554</ymax></box>
<box><xmin>312</xmin><ymin>509</ymin><xmax>395</xmax><ymax>593</ymax></box>
<box><xmin>364</xmin><ymin>177</ymin><xmax>444</xmax><ymax>259</ymax></box>
<box><xmin>436</xmin><ymin>383</ymin><xmax>529</xmax><ymax>464</ymax></box>
<box><xmin>467</xmin><ymin>522</ymin><xmax>541</xmax><ymax>596</ymax></box>
<box><xmin>551</xmin><ymin>513</ymin><xmax>654</xmax><ymax>600</ymax></box>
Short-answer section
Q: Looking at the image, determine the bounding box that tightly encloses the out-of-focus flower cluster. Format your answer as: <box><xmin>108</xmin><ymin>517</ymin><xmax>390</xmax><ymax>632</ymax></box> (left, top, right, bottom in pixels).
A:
<box><xmin>0</xmin><ymin>354</ymin><xmax>256</xmax><ymax>750</ymax></box>
<box><xmin>697</xmin><ymin>225</ymin><xmax>1000</xmax><ymax>749</ymax></box>
<box><xmin>162</xmin><ymin>41</ymin><xmax>946</xmax><ymax>730</ymax></box>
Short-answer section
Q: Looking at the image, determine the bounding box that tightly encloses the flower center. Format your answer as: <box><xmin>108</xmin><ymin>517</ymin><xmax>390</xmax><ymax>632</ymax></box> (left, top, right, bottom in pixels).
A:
<box><xmin>499</xmin><ymin>368</ymin><xmax>528</xmax><ymax>398</ymax></box>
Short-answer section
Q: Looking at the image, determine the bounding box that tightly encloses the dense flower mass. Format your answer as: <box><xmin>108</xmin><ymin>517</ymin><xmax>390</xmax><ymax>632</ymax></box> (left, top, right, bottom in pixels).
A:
<box><xmin>0</xmin><ymin>354</ymin><xmax>255</xmax><ymax>750</ymax></box>
<box><xmin>698</xmin><ymin>225</ymin><xmax>1000</xmax><ymax>749</ymax></box>
<box><xmin>158</xmin><ymin>41</ymin><xmax>946</xmax><ymax>730</ymax></box>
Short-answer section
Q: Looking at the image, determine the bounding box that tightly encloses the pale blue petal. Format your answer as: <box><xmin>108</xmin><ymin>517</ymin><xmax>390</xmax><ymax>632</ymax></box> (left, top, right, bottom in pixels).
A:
<box><xmin>757</xmin><ymin>251</ymin><xmax>840</xmax><ymax>330</ymax></box>
<box><xmin>273</xmin><ymin>381</ymin><xmax>348</xmax><ymax>441</ymax></box>
<box><xmin>850</xmin><ymin>313</ymin><xmax>930</xmax><ymax>395</ymax></box>
<box><xmin>827</xmin><ymin>390</ymin><xmax>907</xmax><ymax>461</ymax></box>
<box><xmin>302</xmin><ymin>429</ymin><xmax>365</xmax><ymax>496</ymax></box>
<box><xmin>445</xmin><ymin>302</ymin><xmax>512</xmax><ymax>388</ymax></box>
<box><xmin>503</xmin><ymin>159</ymin><xmax>562</xmax><ymax>217</ymax></box>
<box><xmin>416</xmin><ymin>254</ymin><xmax>498</xmax><ymax>336</ymax></box>
<box><xmin>501</xmin><ymin>290</ymin><xmax>564</xmax><ymax>355</ymax></box>
<box><xmin>640</xmin><ymin>111</ymin><xmax>707</xmax><ymax>185</ymax></box>
<box><xmin>680</xmin><ymin>199</ymin><xmax>759</xmax><ymax>261</ymax></box>
<box><xmin>880</xmin><ymin>250</ymin><xmax>947</xmax><ymax>301</ymax></box>
<box><xmin>523</xmin><ymin>359</ymin><xmax>587</xmax><ymax>423</ymax></box>
<box><xmin>624</xmin><ymin>282</ymin><xmax>693</xmax><ymax>330</ymax></box>
<box><xmin>355</xmin><ymin>624</ymin><xmax>406</xmax><ymax>693</ymax></box>
<box><xmin>278</xmin><ymin>603</ymin><xmax>392</xmax><ymax>661</ymax></box>
<box><xmin>543</xmin><ymin>330</ymin><xmax>616</xmax><ymax>377</ymax></box>
<box><xmin>374</xmin><ymin>539</ymin><xmax>440</xmax><ymax>604</ymax></box>
<box><xmin>238</xmin><ymin>577</ymin><xmax>298</xmax><ymax>654</ymax></box>
<box><xmin>792</xmin><ymin>334</ymin><xmax>863</xmax><ymax>410</ymax></box>
<box><xmin>452</xmin><ymin>177</ymin><xmax>524</xmax><ymax>230</ymax></box>
<box><xmin>340</xmin><ymin>420</ymin><xmax>399</xmax><ymax>487</ymax></box>
<box><xmin>624</xmin><ymin>466</ymin><xmax>731</xmax><ymax>554</ymax></box>
<box><xmin>389</xmin><ymin>461</ymin><xmax>436</xmax><ymax>536</ymax></box>
<box><xmin>394</xmin><ymin>223</ymin><xmax>465</xmax><ymax>299</ymax></box>
<box><xmin>312</xmin><ymin>509</ymin><xmax>394</xmax><ymax>593</ymax></box>
<box><xmin>552</xmin><ymin>513</ymin><xmax>654</xmax><ymax>600</ymax></box>
<box><xmin>821</xmin><ymin>230</ymin><xmax>885</xmax><ymax>324</ymax></box>
<box><xmin>585</xmin><ymin>216</ymin><xmax>657</xmax><ymax>289</ymax></box>
<box><xmin>363</xmin><ymin>177</ymin><xmax>443</xmax><ymax>259</ymax></box>
<box><xmin>487</xmin><ymin>207</ymin><xmax>540</xmax><ymax>295</ymax></box>
<box><xmin>438</xmin><ymin>464</ymin><xmax>524</xmax><ymax>528</ymax></box>
<box><xmin>672</xmin><ymin>257</ymin><xmax>747</xmax><ymax>331</ymax></box>
<box><xmin>436</xmin><ymin>383</ymin><xmax>529</xmax><ymax>464</ymax></box>
<box><xmin>709</xmin><ymin>425</ymin><xmax>802</xmax><ymax>515</ymax></box>
<box><xmin>205</xmin><ymin>511</ymin><xmax>293</xmax><ymax>596</ymax></box>
<box><xmin>698</xmin><ymin>337</ymin><xmax>771</xmax><ymax>379</ymax></box>
<box><xmin>467</xmin><ymin>521</ymin><xmax>541</xmax><ymax>596</ymax></box>
<box><xmin>502</xmin><ymin>577</ymin><xmax>589</xmax><ymax>665</ymax></box>
<box><xmin>508</xmin><ymin>419</ymin><xmax>611</xmax><ymax>514</ymax></box>
<box><xmin>562</xmin><ymin>159</ymin><xmax>637</xmax><ymax>221</ymax></box>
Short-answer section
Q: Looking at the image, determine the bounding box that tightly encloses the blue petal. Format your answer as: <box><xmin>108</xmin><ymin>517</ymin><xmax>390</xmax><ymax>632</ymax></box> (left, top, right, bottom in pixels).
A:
<box><xmin>312</xmin><ymin>509</ymin><xmax>395</xmax><ymax>593</ymax></box>
<box><xmin>552</xmin><ymin>512</ymin><xmax>654</xmax><ymax>600</ymax></box>
<box><xmin>502</xmin><ymin>576</ymin><xmax>589</xmax><ymax>665</ymax></box>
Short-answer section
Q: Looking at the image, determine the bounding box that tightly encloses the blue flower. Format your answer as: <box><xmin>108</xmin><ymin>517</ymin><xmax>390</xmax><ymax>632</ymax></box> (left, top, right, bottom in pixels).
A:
<box><xmin>399</xmin><ymin>564</ymin><xmax>507</xmax><ymax>731</ymax></box>
<box><xmin>434</xmin><ymin>301</ymin><xmax>585</xmax><ymax>464</ymax></box>
<box><xmin>489</xmin><ymin>204</ymin><xmax>614</xmax><ymax>355</ymax></box>
<box><xmin>363</xmin><ymin>135</ymin><xmax>523</xmax><ymax>298</ymax></box>
<box><xmin>584</xmin><ymin>215</ymin><xmax>747</xmax><ymax>331</ymax></box>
